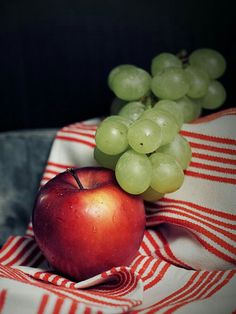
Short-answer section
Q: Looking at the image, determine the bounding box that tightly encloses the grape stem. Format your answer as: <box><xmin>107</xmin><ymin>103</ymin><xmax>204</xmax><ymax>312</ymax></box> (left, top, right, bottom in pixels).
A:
<box><xmin>67</xmin><ymin>168</ymin><xmax>84</xmax><ymax>190</ymax></box>
<box><xmin>176</xmin><ymin>49</ymin><xmax>188</xmax><ymax>64</ymax></box>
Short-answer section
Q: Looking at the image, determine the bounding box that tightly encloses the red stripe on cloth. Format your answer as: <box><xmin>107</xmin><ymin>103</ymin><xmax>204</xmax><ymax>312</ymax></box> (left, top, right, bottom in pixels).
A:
<box><xmin>20</xmin><ymin>246</ymin><xmax>43</xmax><ymax>267</ymax></box>
<box><xmin>37</xmin><ymin>294</ymin><xmax>49</xmax><ymax>314</ymax></box>
<box><xmin>0</xmin><ymin>289</ymin><xmax>7</xmax><ymax>313</ymax></box>
<box><xmin>192</xmin><ymin>152</ymin><xmax>236</xmax><ymax>165</ymax></box>
<box><xmin>162</xmin><ymin>271</ymin><xmax>235</xmax><ymax>314</ymax></box>
<box><xmin>204</xmin><ymin>270</ymin><xmax>236</xmax><ymax>298</ymax></box>
<box><xmin>141</xmin><ymin>259</ymin><xmax>162</xmax><ymax>283</ymax></box>
<box><xmin>160</xmin><ymin>198</ymin><xmax>236</xmax><ymax>221</ymax></box>
<box><xmin>144</xmin><ymin>262</ymin><xmax>170</xmax><ymax>291</ymax></box>
<box><xmin>68</xmin><ymin>301</ymin><xmax>78</xmax><ymax>314</ymax></box>
<box><xmin>138</xmin><ymin>256</ymin><xmax>155</xmax><ymax>277</ymax></box>
<box><xmin>52</xmin><ymin>298</ymin><xmax>64</xmax><ymax>314</ymax></box>
<box><xmin>157</xmin><ymin>209</ymin><xmax>236</xmax><ymax>241</ymax></box>
<box><xmin>55</xmin><ymin>135</ymin><xmax>96</xmax><ymax>147</ymax></box>
<box><xmin>0</xmin><ymin>264</ymin><xmax>28</xmax><ymax>281</ymax></box>
<box><xmin>196</xmin><ymin>271</ymin><xmax>224</xmax><ymax>299</ymax></box>
<box><xmin>191</xmin><ymin>108</ymin><xmax>236</xmax><ymax>123</ymax></box>
<box><xmin>145</xmin><ymin>230</ymin><xmax>189</xmax><ymax>268</ymax></box>
<box><xmin>0</xmin><ymin>237</ymin><xmax>27</xmax><ymax>263</ymax></box>
<box><xmin>5</xmin><ymin>240</ymin><xmax>36</xmax><ymax>266</ymax></box>
<box><xmin>157</xmin><ymin>231</ymin><xmax>192</xmax><ymax>269</ymax></box>
<box><xmin>140</xmin><ymin>235</ymin><xmax>152</xmax><ymax>256</ymax></box>
<box><xmin>131</xmin><ymin>255</ymin><xmax>146</xmax><ymax>272</ymax></box>
<box><xmin>43</xmin><ymin>169</ymin><xmax>61</xmax><ymax>176</ymax></box>
<box><xmin>30</xmin><ymin>254</ymin><xmax>46</xmax><ymax>268</ymax></box>
<box><xmin>162</xmin><ymin>272</ymin><xmax>220</xmax><ymax>314</ymax></box>
<box><xmin>47</xmin><ymin>162</ymin><xmax>75</xmax><ymax>169</ymax></box>
<box><xmin>33</xmin><ymin>270</ymin><xmax>139</xmax><ymax>308</ymax></box>
<box><xmin>59</xmin><ymin>129</ymin><xmax>95</xmax><ymax>139</ymax></box>
<box><xmin>0</xmin><ymin>237</ymin><xmax>15</xmax><ymax>255</ymax></box>
<box><xmin>181</xmin><ymin>130</ymin><xmax>236</xmax><ymax>145</ymax></box>
<box><xmin>184</xmin><ymin>169</ymin><xmax>236</xmax><ymax>184</ymax></box>
<box><xmin>5</xmin><ymin>270</ymin><xmax>136</xmax><ymax>309</ymax></box>
<box><xmin>190</xmin><ymin>161</ymin><xmax>236</xmax><ymax>175</ymax></box>
<box><xmin>157</xmin><ymin>203</ymin><xmax>236</xmax><ymax>229</ymax></box>
<box><xmin>189</xmin><ymin>141</ymin><xmax>236</xmax><ymax>155</ymax></box>
<box><xmin>147</xmin><ymin>215</ymin><xmax>236</xmax><ymax>259</ymax></box>
<box><xmin>140</xmin><ymin>272</ymin><xmax>200</xmax><ymax>314</ymax></box>
<box><xmin>84</xmin><ymin>307</ymin><xmax>92</xmax><ymax>314</ymax></box>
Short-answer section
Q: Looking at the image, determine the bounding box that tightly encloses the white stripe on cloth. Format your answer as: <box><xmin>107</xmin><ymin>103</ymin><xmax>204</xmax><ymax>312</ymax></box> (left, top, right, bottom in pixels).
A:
<box><xmin>1</xmin><ymin>109</ymin><xmax>236</xmax><ymax>313</ymax></box>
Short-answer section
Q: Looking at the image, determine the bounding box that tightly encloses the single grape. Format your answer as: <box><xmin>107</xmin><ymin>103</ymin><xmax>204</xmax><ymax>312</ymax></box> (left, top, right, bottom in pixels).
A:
<box><xmin>149</xmin><ymin>152</ymin><xmax>184</xmax><ymax>194</ymax></box>
<box><xmin>190</xmin><ymin>98</ymin><xmax>203</xmax><ymax>120</ymax></box>
<box><xmin>151</xmin><ymin>52</ymin><xmax>182</xmax><ymax>76</ymax></box>
<box><xmin>154</xmin><ymin>100</ymin><xmax>184</xmax><ymax>129</ymax></box>
<box><xmin>140</xmin><ymin>187</ymin><xmax>164</xmax><ymax>202</ymax></box>
<box><xmin>175</xmin><ymin>96</ymin><xmax>196</xmax><ymax>123</ymax></box>
<box><xmin>111</xmin><ymin>67</ymin><xmax>151</xmax><ymax>101</ymax></box>
<box><xmin>196</xmin><ymin>80</ymin><xmax>226</xmax><ymax>110</ymax></box>
<box><xmin>108</xmin><ymin>64</ymin><xmax>136</xmax><ymax>89</ymax></box>
<box><xmin>94</xmin><ymin>147</ymin><xmax>122</xmax><ymax>170</ymax></box>
<box><xmin>189</xmin><ymin>48</ymin><xmax>226</xmax><ymax>79</ymax></box>
<box><xmin>95</xmin><ymin>120</ymin><xmax>128</xmax><ymax>155</ymax></box>
<box><xmin>127</xmin><ymin>118</ymin><xmax>162</xmax><ymax>154</ymax></box>
<box><xmin>157</xmin><ymin>134</ymin><xmax>192</xmax><ymax>170</ymax></box>
<box><xmin>141</xmin><ymin>108</ymin><xmax>179</xmax><ymax>146</ymax></box>
<box><xmin>110</xmin><ymin>97</ymin><xmax>127</xmax><ymax>115</ymax></box>
<box><xmin>151</xmin><ymin>67</ymin><xmax>189</xmax><ymax>100</ymax></box>
<box><xmin>118</xmin><ymin>101</ymin><xmax>146</xmax><ymax>122</ymax></box>
<box><xmin>102</xmin><ymin>115</ymin><xmax>132</xmax><ymax>127</ymax></box>
<box><xmin>115</xmin><ymin>149</ymin><xmax>152</xmax><ymax>194</ymax></box>
<box><xmin>185</xmin><ymin>65</ymin><xmax>210</xmax><ymax>98</ymax></box>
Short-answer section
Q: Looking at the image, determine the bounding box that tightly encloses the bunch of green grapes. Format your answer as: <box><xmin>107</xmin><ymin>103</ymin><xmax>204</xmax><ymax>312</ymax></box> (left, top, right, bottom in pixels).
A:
<box><xmin>110</xmin><ymin>48</ymin><xmax>227</xmax><ymax>122</ymax></box>
<box><xmin>94</xmin><ymin>48</ymin><xmax>226</xmax><ymax>200</ymax></box>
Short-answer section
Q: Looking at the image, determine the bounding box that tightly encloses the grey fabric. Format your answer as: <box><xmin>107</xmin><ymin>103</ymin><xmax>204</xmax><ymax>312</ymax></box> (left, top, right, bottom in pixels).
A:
<box><xmin>0</xmin><ymin>129</ymin><xmax>57</xmax><ymax>246</ymax></box>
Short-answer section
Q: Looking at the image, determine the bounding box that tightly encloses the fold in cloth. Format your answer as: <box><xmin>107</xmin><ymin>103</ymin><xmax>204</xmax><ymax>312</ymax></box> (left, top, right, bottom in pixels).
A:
<box><xmin>0</xmin><ymin>108</ymin><xmax>236</xmax><ymax>314</ymax></box>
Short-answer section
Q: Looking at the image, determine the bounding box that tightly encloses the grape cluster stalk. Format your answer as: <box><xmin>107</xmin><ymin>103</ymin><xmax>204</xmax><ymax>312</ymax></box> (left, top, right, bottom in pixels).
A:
<box><xmin>94</xmin><ymin>48</ymin><xmax>227</xmax><ymax>200</ymax></box>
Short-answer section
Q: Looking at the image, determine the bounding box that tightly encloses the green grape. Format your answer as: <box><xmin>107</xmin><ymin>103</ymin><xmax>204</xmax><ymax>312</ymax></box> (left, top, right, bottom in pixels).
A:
<box><xmin>189</xmin><ymin>48</ymin><xmax>226</xmax><ymax>79</ymax></box>
<box><xmin>110</xmin><ymin>97</ymin><xmax>127</xmax><ymax>115</ymax></box>
<box><xmin>95</xmin><ymin>120</ymin><xmax>128</xmax><ymax>155</ymax></box>
<box><xmin>151</xmin><ymin>67</ymin><xmax>189</xmax><ymax>100</ymax></box>
<box><xmin>111</xmin><ymin>67</ymin><xmax>151</xmax><ymax>101</ymax></box>
<box><xmin>141</xmin><ymin>108</ymin><xmax>179</xmax><ymax>146</ymax></box>
<box><xmin>185</xmin><ymin>65</ymin><xmax>210</xmax><ymax>98</ymax></box>
<box><xmin>140</xmin><ymin>187</ymin><xmax>164</xmax><ymax>202</ymax></box>
<box><xmin>118</xmin><ymin>101</ymin><xmax>146</xmax><ymax>122</ymax></box>
<box><xmin>94</xmin><ymin>147</ymin><xmax>122</xmax><ymax>170</ymax></box>
<box><xmin>175</xmin><ymin>96</ymin><xmax>197</xmax><ymax>123</ymax></box>
<box><xmin>154</xmin><ymin>100</ymin><xmax>184</xmax><ymax>129</ymax></box>
<box><xmin>151</xmin><ymin>53</ymin><xmax>182</xmax><ymax>76</ymax></box>
<box><xmin>127</xmin><ymin>119</ymin><xmax>162</xmax><ymax>154</ymax></box>
<box><xmin>196</xmin><ymin>80</ymin><xmax>226</xmax><ymax>110</ymax></box>
<box><xmin>157</xmin><ymin>134</ymin><xmax>192</xmax><ymax>170</ymax></box>
<box><xmin>108</xmin><ymin>64</ymin><xmax>136</xmax><ymax>89</ymax></box>
<box><xmin>115</xmin><ymin>149</ymin><xmax>152</xmax><ymax>194</ymax></box>
<box><xmin>102</xmin><ymin>115</ymin><xmax>132</xmax><ymax>127</ymax></box>
<box><xmin>190</xmin><ymin>98</ymin><xmax>203</xmax><ymax>120</ymax></box>
<box><xmin>149</xmin><ymin>152</ymin><xmax>184</xmax><ymax>194</ymax></box>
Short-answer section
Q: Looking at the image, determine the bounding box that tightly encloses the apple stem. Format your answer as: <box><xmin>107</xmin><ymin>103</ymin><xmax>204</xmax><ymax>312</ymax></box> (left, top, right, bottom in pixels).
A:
<box><xmin>67</xmin><ymin>168</ymin><xmax>84</xmax><ymax>190</ymax></box>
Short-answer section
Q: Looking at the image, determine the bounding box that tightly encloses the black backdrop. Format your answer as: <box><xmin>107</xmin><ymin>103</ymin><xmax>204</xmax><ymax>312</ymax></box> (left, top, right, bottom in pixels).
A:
<box><xmin>0</xmin><ymin>0</ymin><xmax>235</xmax><ymax>132</ymax></box>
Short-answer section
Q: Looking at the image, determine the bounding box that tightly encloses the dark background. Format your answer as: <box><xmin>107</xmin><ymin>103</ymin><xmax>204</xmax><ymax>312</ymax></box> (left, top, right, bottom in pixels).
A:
<box><xmin>0</xmin><ymin>0</ymin><xmax>235</xmax><ymax>132</ymax></box>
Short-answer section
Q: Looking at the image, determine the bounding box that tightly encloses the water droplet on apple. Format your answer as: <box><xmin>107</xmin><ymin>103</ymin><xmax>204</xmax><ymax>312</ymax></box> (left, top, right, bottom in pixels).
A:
<box><xmin>92</xmin><ymin>226</ymin><xmax>97</xmax><ymax>233</ymax></box>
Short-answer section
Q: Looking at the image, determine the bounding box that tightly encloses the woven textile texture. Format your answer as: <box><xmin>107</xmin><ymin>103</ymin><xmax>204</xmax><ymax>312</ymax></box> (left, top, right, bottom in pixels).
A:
<box><xmin>0</xmin><ymin>109</ymin><xmax>236</xmax><ymax>314</ymax></box>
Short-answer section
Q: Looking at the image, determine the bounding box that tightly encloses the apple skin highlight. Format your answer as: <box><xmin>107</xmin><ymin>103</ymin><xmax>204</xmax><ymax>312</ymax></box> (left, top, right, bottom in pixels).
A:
<box><xmin>32</xmin><ymin>167</ymin><xmax>146</xmax><ymax>281</ymax></box>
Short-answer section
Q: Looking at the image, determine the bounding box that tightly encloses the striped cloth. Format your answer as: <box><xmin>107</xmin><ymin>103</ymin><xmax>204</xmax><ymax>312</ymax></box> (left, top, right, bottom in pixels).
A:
<box><xmin>0</xmin><ymin>108</ymin><xmax>236</xmax><ymax>314</ymax></box>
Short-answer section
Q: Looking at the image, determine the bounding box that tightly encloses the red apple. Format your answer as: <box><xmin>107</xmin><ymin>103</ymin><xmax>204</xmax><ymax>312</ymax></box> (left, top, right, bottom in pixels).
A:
<box><xmin>32</xmin><ymin>167</ymin><xmax>146</xmax><ymax>281</ymax></box>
